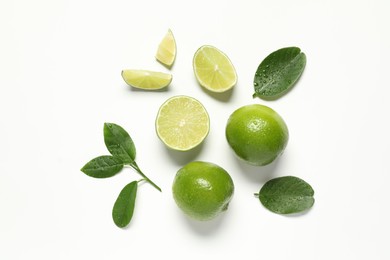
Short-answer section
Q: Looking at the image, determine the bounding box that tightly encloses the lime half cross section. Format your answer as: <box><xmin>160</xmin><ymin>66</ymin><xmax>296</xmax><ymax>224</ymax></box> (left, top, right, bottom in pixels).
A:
<box><xmin>155</xmin><ymin>95</ymin><xmax>210</xmax><ymax>151</ymax></box>
<box><xmin>121</xmin><ymin>69</ymin><xmax>172</xmax><ymax>90</ymax></box>
<box><xmin>193</xmin><ymin>45</ymin><xmax>237</xmax><ymax>93</ymax></box>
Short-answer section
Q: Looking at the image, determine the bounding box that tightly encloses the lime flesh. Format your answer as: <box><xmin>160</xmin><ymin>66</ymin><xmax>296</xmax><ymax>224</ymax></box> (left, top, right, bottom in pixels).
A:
<box><xmin>155</xmin><ymin>29</ymin><xmax>176</xmax><ymax>67</ymax></box>
<box><xmin>155</xmin><ymin>96</ymin><xmax>210</xmax><ymax>151</ymax></box>
<box><xmin>121</xmin><ymin>69</ymin><xmax>172</xmax><ymax>90</ymax></box>
<box><xmin>193</xmin><ymin>45</ymin><xmax>237</xmax><ymax>93</ymax></box>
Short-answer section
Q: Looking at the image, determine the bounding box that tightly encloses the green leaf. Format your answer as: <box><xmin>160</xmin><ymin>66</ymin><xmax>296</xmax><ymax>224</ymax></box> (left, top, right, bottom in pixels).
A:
<box><xmin>112</xmin><ymin>181</ymin><xmax>138</xmax><ymax>228</ymax></box>
<box><xmin>104</xmin><ymin>122</ymin><xmax>136</xmax><ymax>163</ymax></box>
<box><xmin>257</xmin><ymin>176</ymin><xmax>314</xmax><ymax>214</ymax></box>
<box><xmin>81</xmin><ymin>155</ymin><xmax>123</xmax><ymax>178</ymax></box>
<box><xmin>253</xmin><ymin>47</ymin><xmax>306</xmax><ymax>99</ymax></box>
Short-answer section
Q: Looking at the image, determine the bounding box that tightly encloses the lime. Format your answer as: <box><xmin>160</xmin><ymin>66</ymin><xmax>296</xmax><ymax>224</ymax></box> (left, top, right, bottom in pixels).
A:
<box><xmin>193</xmin><ymin>45</ymin><xmax>237</xmax><ymax>93</ymax></box>
<box><xmin>172</xmin><ymin>161</ymin><xmax>234</xmax><ymax>221</ymax></box>
<box><xmin>155</xmin><ymin>95</ymin><xmax>210</xmax><ymax>151</ymax></box>
<box><xmin>226</xmin><ymin>104</ymin><xmax>289</xmax><ymax>166</ymax></box>
<box><xmin>155</xmin><ymin>29</ymin><xmax>176</xmax><ymax>67</ymax></box>
<box><xmin>121</xmin><ymin>69</ymin><xmax>172</xmax><ymax>90</ymax></box>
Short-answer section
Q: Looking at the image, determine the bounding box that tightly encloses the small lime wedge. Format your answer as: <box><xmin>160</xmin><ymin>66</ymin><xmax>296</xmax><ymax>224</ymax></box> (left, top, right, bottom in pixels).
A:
<box><xmin>155</xmin><ymin>95</ymin><xmax>210</xmax><ymax>151</ymax></box>
<box><xmin>193</xmin><ymin>45</ymin><xmax>237</xmax><ymax>93</ymax></box>
<box><xmin>155</xmin><ymin>29</ymin><xmax>176</xmax><ymax>67</ymax></box>
<box><xmin>121</xmin><ymin>70</ymin><xmax>172</xmax><ymax>90</ymax></box>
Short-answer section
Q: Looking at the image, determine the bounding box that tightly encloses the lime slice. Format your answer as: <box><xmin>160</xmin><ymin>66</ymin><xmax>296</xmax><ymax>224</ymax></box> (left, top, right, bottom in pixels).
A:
<box><xmin>193</xmin><ymin>45</ymin><xmax>237</xmax><ymax>93</ymax></box>
<box><xmin>155</xmin><ymin>29</ymin><xmax>176</xmax><ymax>67</ymax></box>
<box><xmin>121</xmin><ymin>70</ymin><xmax>172</xmax><ymax>90</ymax></box>
<box><xmin>155</xmin><ymin>95</ymin><xmax>210</xmax><ymax>151</ymax></box>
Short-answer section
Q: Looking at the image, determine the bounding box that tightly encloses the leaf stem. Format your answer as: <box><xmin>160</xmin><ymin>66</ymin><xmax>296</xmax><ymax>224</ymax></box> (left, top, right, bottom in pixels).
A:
<box><xmin>129</xmin><ymin>161</ymin><xmax>162</xmax><ymax>192</ymax></box>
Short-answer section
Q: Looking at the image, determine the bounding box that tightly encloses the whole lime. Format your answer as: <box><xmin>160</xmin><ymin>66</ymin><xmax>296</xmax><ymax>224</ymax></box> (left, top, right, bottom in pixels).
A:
<box><xmin>225</xmin><ymin>104</ymin><xmax>289</xmax><ymax>166</ymax></box>
<box><xmin>172</xmin><ymin>161</ymin><xmax>234</xmax><ymax>221</ymax></box>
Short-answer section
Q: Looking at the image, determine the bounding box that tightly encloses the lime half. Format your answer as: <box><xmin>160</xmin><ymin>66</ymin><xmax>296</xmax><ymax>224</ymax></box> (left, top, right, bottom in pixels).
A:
<box><xmin>193</xmin><ymin>45</ymin><xmax>237</xmax><ymax>93</ymax></box>
<box><xmin>155</xmin><ymin>29</ymin><xmax>176</xmax><ymax>67</ymax></box>
<box><xmin>155</xmin><ymin>95</ymin><xmax>210</xmax><ymax>151</ymax></box>
<box><xmin>121</xmin><ymin>69</ymin><xmax>172</xmax><ymax>90</ymax></box>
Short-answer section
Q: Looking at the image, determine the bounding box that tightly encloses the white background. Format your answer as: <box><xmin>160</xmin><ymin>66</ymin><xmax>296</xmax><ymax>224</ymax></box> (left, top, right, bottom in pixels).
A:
<box><xmin>1</xmin><ymin>0</ymin><xmax>389</xmax><ymax>259</ymax></box>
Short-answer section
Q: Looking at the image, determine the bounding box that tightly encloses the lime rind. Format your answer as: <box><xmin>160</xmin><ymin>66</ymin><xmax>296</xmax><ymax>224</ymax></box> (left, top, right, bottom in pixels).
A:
<box><xmin>225</xmin><ymin>104</ymin><xmax>289</xmax><ymax>166</ymax></box>
<box><xmin>172</xmin><ymin>161</ymin><xmax>234</xmax><ymax>221</ymax></box>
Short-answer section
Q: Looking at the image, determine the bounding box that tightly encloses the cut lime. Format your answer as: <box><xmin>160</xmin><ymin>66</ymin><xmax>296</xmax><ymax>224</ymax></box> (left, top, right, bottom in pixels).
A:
<box><xmin>121</xmin><ymin>69</ymin><xmax>172</xmax><ymax>90</ymax></box>
<box><xmin>193</xmin><ymin>45</ymin><xmax>237</xmax><ymax>93</ymax></box>
<box><xmin>155</xmin><ymin>29</ymin><xmax>176</xmax><ymax>67</ymax></box>
<box><xmin>155</xmin><ymin>95</ymin><xmax>210</xmax><ymax>151</ymax></box>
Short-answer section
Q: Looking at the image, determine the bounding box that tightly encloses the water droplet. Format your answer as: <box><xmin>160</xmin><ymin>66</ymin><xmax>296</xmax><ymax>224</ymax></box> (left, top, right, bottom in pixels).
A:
<box><xmin>254</xmin><ymin>82</ymin><xmax>258</xmax><ymax>86</ymax></box>
<box><xmin>262</xmin><ymin>69</ymin><xmax>266</xmax><ymax>73</ymax></box>
<box><xmin>266</xmin><ymin>65</ymin><xmax>270</xmax><ymax>68</ymax></box>
<box><xmin>255</xmin><ymin>72</ymin><xmax>259</xmax><ymax>76</ymax></box>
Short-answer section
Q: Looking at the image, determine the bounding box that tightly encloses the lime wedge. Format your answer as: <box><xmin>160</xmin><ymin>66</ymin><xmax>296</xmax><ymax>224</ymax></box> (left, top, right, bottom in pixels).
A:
<box><xmin>155</xmin><ymin>95</ymin><xmax>210</xmax><ymax>151</ymax></box>
<box><xmin>155</xmin><ymin>29</ymin><xmax>176</xmax><ymax>67</ymax></box>
<box><xmin>193</xmin><ymin>45</ymin><xmax>237</xmax><ymax>93</ymax></box>
<box><xmin>121</xmin><ymin>70</ymin><xmax>172</xmax><ymax>90</ymax></box>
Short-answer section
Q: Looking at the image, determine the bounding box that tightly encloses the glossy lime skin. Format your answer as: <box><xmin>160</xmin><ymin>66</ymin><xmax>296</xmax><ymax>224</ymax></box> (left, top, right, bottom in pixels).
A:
<box><xmin>226</xmin><ymin>104</ymin><xmax>289</xmax><ymax>166</ymax></box>
<box><xmin>172</xmin><ymin>161</ymin><xmax>234</xmax><ymax>221</ymax></box>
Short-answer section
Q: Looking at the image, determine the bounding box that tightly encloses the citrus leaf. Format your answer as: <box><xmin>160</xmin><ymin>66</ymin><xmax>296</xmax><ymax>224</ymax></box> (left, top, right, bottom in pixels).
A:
<box><xmin>253</xmin><ymin>47</ymin><xmax>306</xmax><ymax>99</ymax></box>
<box><xmin>112</xmin><ymin>181</ymin><xmax>138</xmax><ymax>228</ymax></box>
<box><xmin>257</xmin><ymin>176</ymin><xmax>314</xmax><ymax>214</ymax></box>
<box><xmin>81</xmin><ymin>155</ymin><xmax>123</xmax><ymax>178</ymax></box>
<box><xmin>104</xmin><ymin>122</ymin><xmax>136</xmax><ymax>163</ymax></box>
